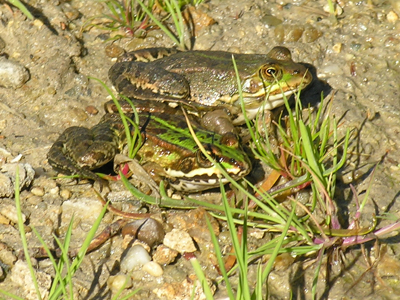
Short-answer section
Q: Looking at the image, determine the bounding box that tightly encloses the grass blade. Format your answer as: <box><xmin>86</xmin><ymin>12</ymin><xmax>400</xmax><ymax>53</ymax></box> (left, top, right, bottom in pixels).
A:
<box><xmin>14</xmin><ymin>166</ymin><xmax>43</xmax><ymax>300</ymax></box>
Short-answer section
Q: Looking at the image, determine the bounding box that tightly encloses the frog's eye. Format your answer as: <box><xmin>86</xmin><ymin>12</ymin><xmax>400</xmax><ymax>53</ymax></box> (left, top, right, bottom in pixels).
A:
<box><xmin>196</xmin><ymin>150</ymin><xmax>214</xmax><ymax>168</ymax></box>
<box><xmin>265</xmin><ymin>67</ymin><xmax>277</xmax><ymax>77</ymax></box>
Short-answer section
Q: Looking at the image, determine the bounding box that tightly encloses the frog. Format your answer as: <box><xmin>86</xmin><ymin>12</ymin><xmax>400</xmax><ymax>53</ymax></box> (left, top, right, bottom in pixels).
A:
<box><xmin>108</xmin><ymin>46</ymin><xmax>312</xmax><ymax>124</ymax></box>
<box><xmin>47</xmin><ymin>100</ymin><xmax>251</xmax><ymax>192</ymax></box>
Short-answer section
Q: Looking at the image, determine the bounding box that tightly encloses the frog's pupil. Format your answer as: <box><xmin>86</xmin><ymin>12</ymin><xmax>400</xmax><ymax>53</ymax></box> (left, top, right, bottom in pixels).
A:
<box><xmin>266</xmin><ymin>68</ymin><xmax>276</xmax><ymax>76</ymax></box>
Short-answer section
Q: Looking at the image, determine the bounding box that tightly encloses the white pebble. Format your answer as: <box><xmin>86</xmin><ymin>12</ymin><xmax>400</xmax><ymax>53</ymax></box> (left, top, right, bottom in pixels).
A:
<box><xmin>60</xmin><ymin>188</ymin><xmax>72</xmax><ymax>200</ymax></box>
<box><xmin>163</xmin><ymin>229</ymin><xmax>196</xmax><ymax>253</ymax></box>
<box><xmin>0</xmin><ymin>57</ymin><xmax>29</xmax><ymax>89</ymax></box>
<box><xmin>143</xmin><ymin>261</ymin><xmax>163</xmax><ymax>277</ymax></box>
<box><xmin>387</xmin><ymin>10</ymin><xmax>399</xmax><ymax>23</ymax></box>
<box><xmin>120</xmin><ymin>245</ymin><xmax>151</xmax><ymax>273</ymax></box>
<box><xmin>31</xmin><ymin>186</ymin><xmax>45</xmax><ymax>197</ymax></box>
<box><xmin>49</xmin><ymin>186</ymin><xmax>60</xmax><ymax>195</ymax></box>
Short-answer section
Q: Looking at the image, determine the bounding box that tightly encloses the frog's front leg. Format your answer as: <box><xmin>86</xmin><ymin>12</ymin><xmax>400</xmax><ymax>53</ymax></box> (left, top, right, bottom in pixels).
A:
<box><xmin>109</xmin><ymin>61</ymin><xmax>190</xmax><ymax>101</ymax></box>
<box><xmin>47</xmin><ymin>114</ymin><xmax>125</xmax><ymax>181</ymax></box>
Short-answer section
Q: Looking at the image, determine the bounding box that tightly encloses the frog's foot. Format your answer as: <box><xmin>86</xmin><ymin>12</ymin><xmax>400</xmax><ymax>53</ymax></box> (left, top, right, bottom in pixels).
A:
<box><xmin>116</xmin><ymin>47</ymin><xmax>180</xmax><ymax>63</ymax></box>
<box><xmin>47</xmin><ymin>122</ymin><xmax>121</xmax><ymax>187</ymax></box>
<box><xmin>47</xmin><ymin>127</ymin><xmax>98</xmax><ymax>179</ymax></box>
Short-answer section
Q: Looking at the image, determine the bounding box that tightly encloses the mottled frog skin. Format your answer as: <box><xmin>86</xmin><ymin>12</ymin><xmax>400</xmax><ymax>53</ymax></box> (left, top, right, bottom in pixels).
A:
<box><xmin>109</xmin><ymin>46</ymin><xmax>312</xmax><ymax>123</ymax></box>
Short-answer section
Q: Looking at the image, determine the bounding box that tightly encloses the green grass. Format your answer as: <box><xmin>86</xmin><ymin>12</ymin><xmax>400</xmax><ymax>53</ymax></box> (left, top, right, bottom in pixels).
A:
<box><xmin>85</xmin><ymin>0</ymin><xmax>200</xmax><ymax>49</ymax></box>
<box><xmin>7</xmin><ymin>0</ymin><xmax>33</xmax><ymax>19</ymax></box>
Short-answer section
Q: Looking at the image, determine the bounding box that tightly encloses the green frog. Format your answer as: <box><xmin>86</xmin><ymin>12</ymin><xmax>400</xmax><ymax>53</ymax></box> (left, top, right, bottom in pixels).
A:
<box><xmin>109</xmin><ymin>46</ymin><xmax>312</xmax><ymax>123</ymax></box>
<box><xmin>47</xmin><ymin>101</ymin><xmax>251</xmax><ymax>192</ymax></box>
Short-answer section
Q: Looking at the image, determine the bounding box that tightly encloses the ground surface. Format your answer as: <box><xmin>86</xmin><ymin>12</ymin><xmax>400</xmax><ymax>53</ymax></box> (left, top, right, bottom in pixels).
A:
<box><xmin>0</xmin><ymin>0</ymin><xmax>400</xmax><ymax>299</ymax></box>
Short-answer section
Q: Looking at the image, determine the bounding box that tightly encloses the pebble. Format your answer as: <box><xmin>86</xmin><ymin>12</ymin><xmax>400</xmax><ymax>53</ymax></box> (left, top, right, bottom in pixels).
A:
<box><xmin>105</xmin><ymin>44</ymin><xmax>125</xmax><ymax>58</ymax></box>
<box><xmin>152</xmin><ymin>245</ymin><xmax>179</xmax><ymax>265</ymax></box>
<box><xmin>10</xmin><ymin>261</ymin><xmax>51</xmax><ymax>300</ymax></box>
<box><xmin>0</xmin><ymin>204</ymin><xmax>26</xmax><ymax>224</ymax></box>
<box><xmin>49</xmin><ymin>186</ymin><xmax>60</xmax><ymax>195</ymax></box>
<box><xmin>332</xmin><ymin>43</ymin><xmax>342</xmax><ymax>53</ymax></box>
<box><xmin>143</xmin><ymin>261</ymin><xmax>163</xmax><ymax>277</ymax></box>
<box><xmin>163</xmin><ymin>229</ymin><xmax>197</xmax><ymax>254</ymax></box>
<box><xmin>85</xmin><ymin>105</ymin><xmax>99</xmax><ymax>116</ymax></box>
<box><xmin>0</xmin><ymin>214</ymin><xmax>9</xmax><ymax>224</ymax></box>
<box><xmin>0</xmin><ymin>57</ymin><xmax>30</xmax><ymax>89</ymax></box>
<box><xmin>30</xmin><ymin>186</ymin><xmax>45</xmax><ymax>197</ymax></box>
<box><xmin>61</xmin><ymin>3</ymin><xmax>80</xmax><ymax>21</ymax></box>
<box><xmin>0</xmin><ymin>163</ymin><xmax>35</xmax><ymax>197</ymax></box>
<box><xmin>70</xmin><ymin>107</ymin><xmax>88</xmax><ymax>122</ymax></box>
<box><xmin>122</xmin><ymin>218</ymin><xmax>165</xmax><ymax>247</ymax></box>
<box><xmin>387</xmin><ymin>10</ymin><xmax>399</xmax><ymax>23</ymax></box>
<box><xmin>26</xmin><ymin>195</ymin><xmax>43</xmax><ymax>205</ymax></box>
<box><xmin>120</xmin><ymin>244</ymin><xmax>151</xmax><ymax>273</ymax></box>
<box><xmin>0</xmin><ymin>243</ymin><xmax>17</xmax><ymax>266</ymax></box>
<box><xmin>61</xmin><ymin>198</ymin><xmax>103</xmax><ymax>225</ymax></box>
<box><xmin>107</xmin><ymin>273</ymin><xmax>132</xmax><ymax>292</ymax></box>
<box><xmin>0</xmin><ymin>174</ymin><xmax>13</xmax><ymax>198</ymax></box>
<box><xmin>59</xmin><ymin>188</ymin><xmax>72</xmax><ymax>200</ymax></box>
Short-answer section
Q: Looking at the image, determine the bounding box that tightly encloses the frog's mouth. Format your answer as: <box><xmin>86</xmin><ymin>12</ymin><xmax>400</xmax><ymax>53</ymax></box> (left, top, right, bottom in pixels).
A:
<box><xmin>165</xmin><ymin>165</ymin><xmax>248</xmax><ymax>179</ymax></box>
<box><xmin>168</xmin><ymin>176</ymin><xmax>231</xmax><ymax>192</ymax></box>
<box><xmin>165</xmin><ymin>166</ymin><xmax>249</xmax><ymax>192</ymax></box>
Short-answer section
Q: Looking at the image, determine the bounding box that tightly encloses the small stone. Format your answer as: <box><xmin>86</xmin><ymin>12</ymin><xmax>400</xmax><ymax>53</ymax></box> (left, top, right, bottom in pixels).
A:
<box><xmin>153</xmin><ymin>245</ymin><xmax>179</xmax><ymax>265</ymax></box>
<box><xmin>143</xmin><ymin>261</ymin><xmax>163</xmax><ymax>277</ymax></box>
<box><xmin>10</xmin><ymin>260</ymin><xmax>51</xmax><ymax>300</ymax></box>
<box><xmin>105</xmin><ymin>44</ymin><xmax>125</xmax><ymax>58</ymax></box>
<box><xmin>0</xmin><ymin>57</ymin><xmax>30</xmax><ymax>89</ymax></box>
<box><xmin>85</xmin><ymin>105</ymin><xmax>99</xmax><ymax>116</ymax></box>
<box><xmin>153</xmin><ymin>276</ymin><xmax>215</xmax><ymax>300</ymax></box>
<box><xmin>30</xmin><ymin>186</ymin><xmax>45</xmax><ymax>197</ymax></box>
<box><xmin>0</xmin><ymin>214</ymin><xmax>10</xmax><ymax>224</ymax></box>
<box><xmin>332</xmin><ymin>43</ymin><xmax>342</xmax><ymax>53</ymax></box>
<box><xmin>248</xmin><ymin>228</ymin><xmax>265</xmax><ymax>239</ymax></box>
<box><xmin>0</xmin><ymin>119</ymin><xmax>6</xmax><ymax>131</ymax></box>
<box><xmin>0</xmin><ymin>205</ymin><xmax>25</xmax><ymax>224</ymax></box>
<box><xmin>0</xmin><ymin>163</ymin><xmax>35</xmax><ymax>197</ymax></box>
<box><xmin>60</xmin><ymin>188</ymin><xmax>72</xmax><ymax>200</ymax></box>
<box><xmin>0</xmin><ymin>173</ymin><xmax>13</xmax><ymax>198</ymax></box>
<box><xmin>61</xmin><ymin>198</ymin><xmax>103</xmax><ymax>225</ymax></box>
<box><xmin>163</xmin><ymin>229</ymin><xmax>196</xmax><ymax>254</ymax></box>
<box><xmin>107</xmin><ymin>273</ymin><xmax>132</xmax><ymax>292</ymax></box>
<box><xmin>387</xmin><ymin>10</ymin><xmax>399</xmax><ymax>23</ymax></box>
<box><xmin>70</xmin><ymin>107</ymin><xmax>88</xmax><ymax>122</ymax></box>
<box><xmin>120</xmin><ymin>245</ymin><xmax>151</xmax><ymax>273</ymax></box>
<box><xmin>49</xmin><ymin>186</ymin><xmax>60</xmax><ymax>195</ymax></box>
<box><xmin>122</xmin><ymin>218</ymin><xmax>165</xmax><ymax>247</ymax></box>
<box><xmin>0</xmin><ymin>245</ymin><xmax>17</xmax><ymax>266</ymax></box>
<box><xmin>26</xmin><ymin>195</ymin><xmax>43</xmax><ymax>205</ymax></box>
<box><xmin>33</xmin><ymin>19</ymin><xmax>44</xmax><ymax>29</ymax></box>
<box><xmin>61</xmin><ymin>3</ymin><xmax>80</xmax><ymax>20</ymax></box>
